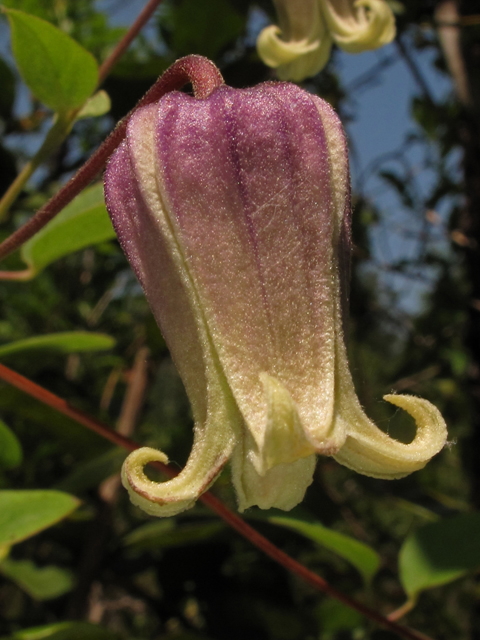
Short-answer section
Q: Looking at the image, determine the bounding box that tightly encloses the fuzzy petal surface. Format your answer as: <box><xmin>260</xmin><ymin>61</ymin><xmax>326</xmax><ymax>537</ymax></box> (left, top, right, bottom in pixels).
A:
<box><xmin>153</xmin><ymin>85</ymin><xmax>350</xmax><ymax>468</ymax></box>
<box><xmin>105</xmin><ymin>73</ymin><xmax>446</xmax><ymax>518</ymax></box>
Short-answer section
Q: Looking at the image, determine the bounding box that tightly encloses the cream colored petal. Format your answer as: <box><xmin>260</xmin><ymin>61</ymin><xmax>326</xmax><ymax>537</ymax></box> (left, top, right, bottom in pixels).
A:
<box><xmin>121</xmin><ymin>388</ymin><xmax>239</xmax><ymax>517</ymax></box>
<box><xmin>122</xmin><ymin>449</ymin><xmax>194</xmax><ymax>518</ymax></box>
<box><xmin>320</xmin><ymin>0</ymin><xmax>396</xmax><ymax>54</ymax></box>
<box><xmin>257</xmin><ymin>26</ymin><xmax>321</xmax><ymax>67</ymax></box>
<box><xmin>271</xmin><ymin>0</ymin><xmax>324</xmax><ymax>41</ymax></box>
<box><xmin>275</xmin><ymin>37</ymin><xmax>333</xmax><ymax>81</ymax></box>
<box><xmin>231</xmin><ymin>429</ymin><xmax>316</xmax><ymax>511</ymax></box>
<box><xmin>256</xmin><ymin>0</ymin><xmax>333</xmax><ymax>80</ymax></box>
<box><xmin>256</xmin><ymin>373</ymin><xmax>317</xmax><ymax>473</ymax></box>
<box><xmin>331</xmin><ymin>311</ymin><xmax>447</xmax><ymax>478</ymax></box>
<box><xmin>333</xmin><ymin>394</ymin><xmax>447</xmax><ymax>478</ymax></box>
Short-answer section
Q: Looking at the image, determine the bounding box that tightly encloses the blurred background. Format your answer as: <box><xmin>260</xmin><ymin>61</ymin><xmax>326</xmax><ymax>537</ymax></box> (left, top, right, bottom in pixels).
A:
<box><xmin>0</xmin><ymin>0</ymin><xmax>479</xmax><ymax>638</ymax></box>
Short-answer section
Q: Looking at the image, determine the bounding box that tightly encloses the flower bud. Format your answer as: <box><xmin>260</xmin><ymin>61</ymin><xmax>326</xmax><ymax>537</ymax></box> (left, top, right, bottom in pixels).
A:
<box><xmin>104</xmin><ymin>67</ymin><xmax>446</xmax><ymax>517</ymax></box>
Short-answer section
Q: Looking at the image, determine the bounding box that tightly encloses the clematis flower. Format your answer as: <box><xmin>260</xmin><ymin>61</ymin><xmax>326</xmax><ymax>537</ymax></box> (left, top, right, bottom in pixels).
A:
<box><xmin>256</xmin><ymin>0</ymin><xmax>333</xmax><ymax>82</ymax></box>
<box><xmin>257</xmin><ymin>0</ymin><xmax>396</xmax><ymax>81</ymax></box>
<box><xmin>104</xmin><ymin>66</ymin><xmax>447</xmax><ymax>518</ymax></box>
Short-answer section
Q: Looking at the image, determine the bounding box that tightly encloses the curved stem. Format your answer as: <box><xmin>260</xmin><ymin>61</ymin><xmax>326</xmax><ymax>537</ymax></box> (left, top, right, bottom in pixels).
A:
<box><xmin>388</xmin><ymin>599</ymin><xmax>417</xmax><ymax>622</ymax></box>
<box><xmin>0</xmin><ymin>267</ymin><xmax>34</xmax><ymax>281</ymax></box>
<box><xmin>0</xmin><ymin>0</ymin><xmax>163</xmax><ymax>224</ymax></box>
<box><xmin>0</xmin><ymin>55</ymin><xmax>223</xmax><ymax>266</ymax></box>
<box><xmin>97</xmin><ymin>0</ymin><xmax>162</xmax><ymax>85</ymax></box>
<box><xmin>0</xmin><ymin>362</ymin><xmax>433</xmax><ymax>640</ymax></box>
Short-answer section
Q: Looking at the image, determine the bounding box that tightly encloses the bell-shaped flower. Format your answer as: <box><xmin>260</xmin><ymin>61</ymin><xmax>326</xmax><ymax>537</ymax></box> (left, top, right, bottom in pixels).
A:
<box><xmin>257</xmin><ymin>0</ymin><xmax>396</xmax><ymax>81</ymax></box>
<box><xmin>104</xmin><ymin>77</ymin><xmax>447</xmax><ymax>518</ymax></box>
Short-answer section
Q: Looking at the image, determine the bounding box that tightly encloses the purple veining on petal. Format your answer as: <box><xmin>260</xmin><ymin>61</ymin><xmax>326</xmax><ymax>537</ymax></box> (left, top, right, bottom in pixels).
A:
<box><xmin>221</xmin><ymin>85</ymin><xmax>283</xmax><ymax>344</ymax></box>
<box><xmin>148</xmin><ymin>81</ymin><xmax>344</xmax><ymax>442</ymax></box>
<box><xmin>104</xmin><ymin>103</ymin><xmax>210</xmax><ymax>425</ymax></box>
<box><xmin>104</xmin><ymin>139</ymin><xmax>148</xmax><ymax>290</ymax></box>
<box><xmin>263</xmin><ymin>83</ymin><xmax>336</xmax><ymax>360</ymax></box>
<box><xmin>223</xmin><ymin>83</ymin><xmax>336</xmax><ymax>366</ymax></box>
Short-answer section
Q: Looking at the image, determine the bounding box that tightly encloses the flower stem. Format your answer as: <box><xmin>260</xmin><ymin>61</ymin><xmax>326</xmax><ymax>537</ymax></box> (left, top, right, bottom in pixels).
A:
<box><xmin>0</xmin><ymin>55</ymin><xmax>223</xmax><ymax>267</ymax></box>
<box><xmin>0</xmin><ymin>0</ymin><xmax>163</xmax><ymax>224</ymax></box>
<box><xmin>0</xmin><ymin>362</ymin><xmax>434</xmax><ymax>640</ymax></box>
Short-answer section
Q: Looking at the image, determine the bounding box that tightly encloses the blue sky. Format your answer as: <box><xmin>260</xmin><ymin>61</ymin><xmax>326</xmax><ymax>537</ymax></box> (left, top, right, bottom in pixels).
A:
<box><xmin>336</xmin><ymin>39</ymin><xmax>456</xmax><ymax>314</ymax></box>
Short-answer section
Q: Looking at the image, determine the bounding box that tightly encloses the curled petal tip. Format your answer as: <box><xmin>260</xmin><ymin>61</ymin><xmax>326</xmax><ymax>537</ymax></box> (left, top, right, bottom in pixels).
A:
<box><xmin>257</xmin><ymin>25</ymin><xmax>322</xmax><ymax>67</ymax></box>
<box><xmin>122</xmin><ymin>445</ymin><xmax>231</xmax><ymax>517</ymax></box>
<box><xmin>334</xmin><ymin>394</ymin><xmax>448</xmax><ymax>479</ymax></box>
<box><xmin>257</xmin><ymin>0</ymin><xmax>396</xmax><ymax>80</ymax></box>
<box><xmin>322</xmin><ymin>0</ymin><xmax>396</xmax><ymax>54</ymax></box>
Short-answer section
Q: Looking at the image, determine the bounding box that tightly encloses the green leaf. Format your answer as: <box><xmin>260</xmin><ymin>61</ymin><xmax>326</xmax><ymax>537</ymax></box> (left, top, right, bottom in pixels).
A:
<box><xmin>0</xmin><ymin>490</ymin><xmax>79</xmax><ymax>547</ymax></box>
<box><xmin>266</xmin><ymin>514</ymin><xmax>381</xmax><ymax>585</ymax></box>
<box><xmin>21</xmin><ymin>183</ymin><xmax>116</xmax><ymax>276</ymax></box>
<box><xmin>0</xmin><ymin>558</ymin><xmax>74</xmax><ymax>600</ymax></box>
<box><xmin>0</xmin><ymin>332</ymin><xmax>115</xmax><ymax>359</ymax></box>
<box><xmin>399</xmin><ymin>513</ymin><xmax>480</xmax><ymax>598</ymax></box>
<box><xmin>0</xmin><ymin>419</ymin><xmax>22</xmax><ymax>469</ymax></box>
<box><xmin>9</xmin><ymin>622</ymin><xmax>119</xmax><ymax>640</ymax></box>
<box><xmin>76</xmin><ymin>90</ymin><xmax>111</xmax><ymax>120</ymax></box>
<box><xmin>5</xmin><ymin>9</ymin><xmax>98</xmax><ymax>112</ymax></box>
<box><xmin>124</xmin><ymin>519</ymin><xmax>224</xmax><ymax>550</ymax></box>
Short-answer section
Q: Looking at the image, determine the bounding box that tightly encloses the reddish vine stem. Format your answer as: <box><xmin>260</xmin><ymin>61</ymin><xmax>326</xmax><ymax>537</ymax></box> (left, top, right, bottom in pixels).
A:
<box><xmin>97</xmin><ymin>0</ymin><xmax>162</xmax><ymax>86</ymax></box>
<box><xmin>0</xmin><ymin>362</ymin><xmax>432</xmax><ymax>640</ymax></box>
<box><xmin>0</xmin><ymin>0</ymin><xmax>163</xmax><ymax>228</ymax></box>
<box><xmin>0</xmin><ymin>55</ymin><xmax>223</xmax><ymax>265</ymax></box>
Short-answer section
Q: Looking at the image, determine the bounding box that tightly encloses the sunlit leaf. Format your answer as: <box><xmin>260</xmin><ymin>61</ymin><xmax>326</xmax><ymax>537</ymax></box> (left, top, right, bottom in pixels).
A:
<box><xmin>0</xmin><ymin>490</ymin><xmax>79</xmax><ymax>547</ymax></box>
<box><xmin>0</xmin><ymin>418</ymin><xmax>22</xmax><ymax>469</ymax></box>
<box><xmin>0</xmin><ymin>558</ymin><xmax>74</xmax><ymax>600</ymax></box>
<box><xmin>21</xmin><ymin>183</ymin><xmax>116</xmax><ymax>277</ymax></box>
<box><xmin>399</xmin><ymin>513</ymin><xmax>480</xmax><ymax>598</ymax></box>
<box><xmin>0</xmin><ymin>332</ymin><xmax>115</xmax><ymax>358</ymax></box>
<box><xmin>5</xmin><ymin>8</ymin><xmax>98</xmax><ymax>112</ymax></box>
<box><xmin>76</xmin><ymin>90</ymin><xmax>111</xmax><ymax>120</ymax></box>
<box><xmin>265</xmin><ymin>514</ymin><xmax>380</xmax><ymax>585</ymax></box>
